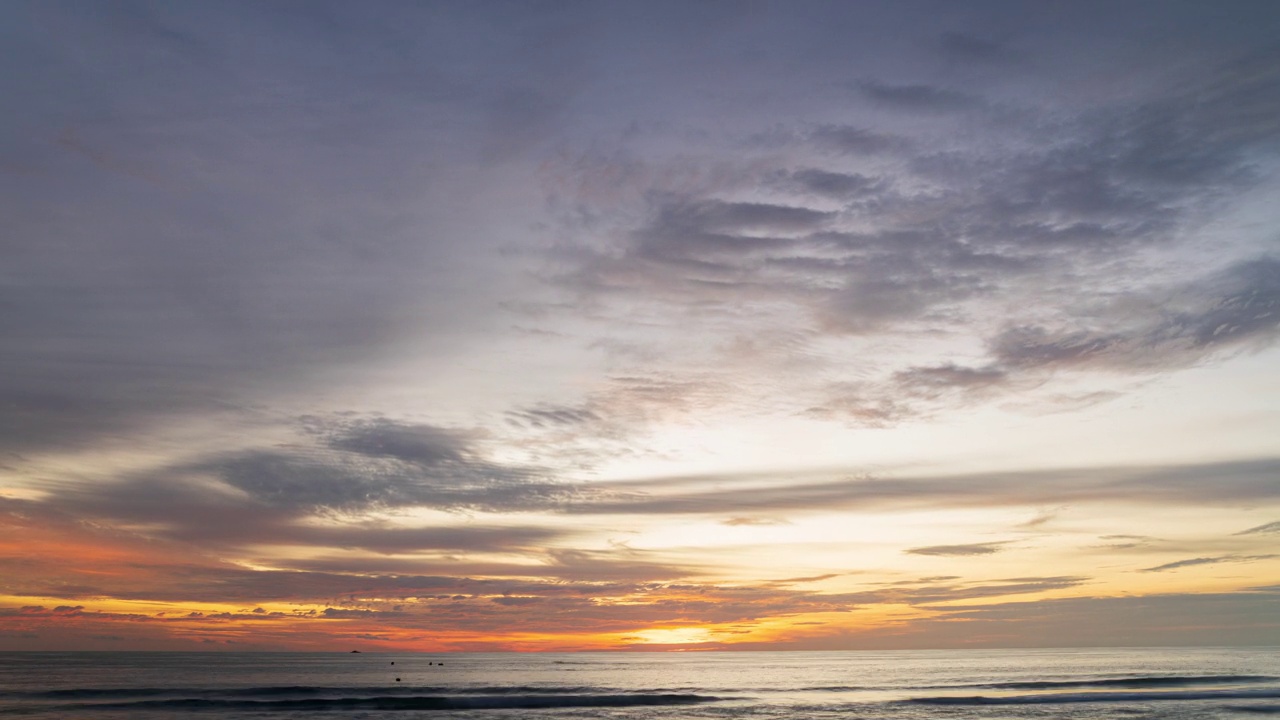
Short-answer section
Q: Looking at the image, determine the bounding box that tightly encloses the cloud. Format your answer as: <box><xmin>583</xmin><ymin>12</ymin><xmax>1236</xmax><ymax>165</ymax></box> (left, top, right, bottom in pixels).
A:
<box><xmin>1138</xmin><ymin>554</ymin><xmax>1279</xmax><ymax>573</ymax></box>
<box><xmin>312</xmin><ymin>418</ymin><xmax>473</xmax><ymax>466</ymax></box>
<box><xmin>1237</xmin><ymin>521</ymin><xmax>1280</xmax><ymax>536</ymax></box>
<box><xmin>564</xmin><ymin>457</ymin><xmax>1280</xmax><ymax>517</ymax></box>
<box><xmin>936</xmin><ymin>32</ymin><xmax>1020</xmax><ymax>65</ymax></box>
<box><xmin>720</xmin><ymin>516</ymin><xmax>790</xmax><ymax>527</ymax></box>
<box><xmin>0</xmin><ymin>2</ymin><xmax>595</xmax><ymax>455</ymax></box>
<box><xmin>906</xmin><ymin>542</ymin><xmax>1010</xmax><ymax>557</ymax></box>
<box><xmin>4</xmin><ymin>447</ymin><xmax>574</xmax><ymax>560</ymax></box>
<box><xmin>858</xmin><ymin>590</ymin><xmax>1280</xmax><ymax>649</ymax></box>
<box><xmin>807</xmin><ymin>125</ymin><xmax>909</xmax><ymax>155</ymax></box>
<box><xmin>786</xmin><ymin>169</ymin><xmax>885</xmax><ymax>199</ymax></box>
<box><xmin>6</xmin><ymin>0</ymin><xmax>1280</xmax><ymax>653</ymax></box>
<box><xmin>506</xmin><ymin>405</ymin><xmax>601</xmax><ymax>429</ymax></box>
<box><xmin>991</xmin><ymin>257</ymin><xmax>1280</xmax><ymax>373</ymax></box>
<box><xmin>839</xmin><ymin>576</ymin><xmax>1089</xmax><ymax>607</ymax></box>
<box><xmin>812</xmin><ymin>256</ymin><xmax>1280</xmax><ymax>424</ymax></box>
<box><xmin>543</xmin><ymin>44</ymin><xmax>1280</xmax><ymax>433</ymax></box>
<box><xmin>856</xmin><ymin>81</ymin><xmax>985</xmax><ymax>113</ymax></box>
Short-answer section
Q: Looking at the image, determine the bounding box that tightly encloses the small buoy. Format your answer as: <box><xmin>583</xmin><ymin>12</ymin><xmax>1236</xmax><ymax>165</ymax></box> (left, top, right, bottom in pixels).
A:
<box><xmin>390</xmin><ymin>661</ymin><xmax>394</xmax><ymax>665</ymax></box>
<box><xmin>428</xmin><ymin>662</ymin><xmax>433</xmax><ymax>665</ymax></box>
<box><xmin>396</xmin><ymin>677</ymin><xmax>401</xmax><ymax>682</ymax></box>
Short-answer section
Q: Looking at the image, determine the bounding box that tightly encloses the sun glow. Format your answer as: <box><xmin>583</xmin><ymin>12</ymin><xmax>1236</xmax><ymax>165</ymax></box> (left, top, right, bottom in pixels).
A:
<box><xmin>628</xmin><ymin>626</ymin><xmax>716</xmax><ymax>645</ymax></box>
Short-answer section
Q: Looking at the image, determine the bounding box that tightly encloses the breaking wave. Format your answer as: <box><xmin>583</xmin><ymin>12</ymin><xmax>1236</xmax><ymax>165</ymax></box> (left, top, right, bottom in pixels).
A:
<box><xmin>907</xmin><ymin>688</ymin><xmax>1280</xmax><ymax>705</ymax></box>
<box><xmin>51</xmin><ymin>693</ymin><xmax>719</xmax><ymax>712</ymax></box>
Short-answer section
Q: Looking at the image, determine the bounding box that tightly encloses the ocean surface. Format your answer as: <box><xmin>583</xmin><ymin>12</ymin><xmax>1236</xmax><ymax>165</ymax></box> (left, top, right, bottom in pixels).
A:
<box><xmin>1</xmin><ymin>647</ymin><xmax>1277</xmax><ymax>719</ymax></box>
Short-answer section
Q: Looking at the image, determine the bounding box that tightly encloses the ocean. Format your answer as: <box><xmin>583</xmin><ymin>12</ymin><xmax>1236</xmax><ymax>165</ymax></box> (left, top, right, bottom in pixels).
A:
<box><xmin>0</xmin><ymin>647</ymin><xmax>1277</xmax><ymax>719</ymax></box>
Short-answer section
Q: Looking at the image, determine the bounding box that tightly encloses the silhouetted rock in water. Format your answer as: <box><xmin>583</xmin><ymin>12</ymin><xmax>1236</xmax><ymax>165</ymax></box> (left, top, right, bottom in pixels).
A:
<box><xmin>396</xmin><ymin>677</ymin><xmax>401</xmax><ymax>682</ymax></box>
<box><xmin>350</xmin><ymin>650</ymin><xmax>361</xmax><ymax>653</ymax></box>
<box><xmin>391</xmin><ymin>661</ymin><xmax>395</xmax><ymax>665</ymax></box>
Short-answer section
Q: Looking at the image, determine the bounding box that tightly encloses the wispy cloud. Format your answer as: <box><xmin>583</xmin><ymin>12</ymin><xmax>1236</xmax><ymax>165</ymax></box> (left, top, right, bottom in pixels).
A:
<box><xmin>1139</xmin><ymin>554</ymin><xmax>1279</xmax><ymax>573</ymax></box>
<box><xmin>906</xmin><ymin>542</ymin><xmax>1010</xmax><ymax>557</ymax></box>
<box><xmin>1236</xmin><ymin>521</ymin><xmax>1280</xmax><ymax>536</ymax></box>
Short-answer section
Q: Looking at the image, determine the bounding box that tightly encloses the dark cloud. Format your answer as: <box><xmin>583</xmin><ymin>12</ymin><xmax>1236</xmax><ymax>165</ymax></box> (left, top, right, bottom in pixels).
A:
<box><xmin>3</xmin><ymin>422</ymin><xmax>576</xmax><ymax>557</ymax></box>
<box><xmin>191</xmin><ymin>416</ymin><xmax>578</xmax><ymax>516</ymax></box>
<box><xmin>311</xmin><ymin>418</ymin><xmax>472</xmax><ymax>466</ymax></box>
<box><xmin>0</xmin><ymin>1</ymin><xmax>590</xmax><ymax>454</ymax></box>
<box><xmin>856</xmin><ymin>81</ymin><xmax>985</xmax><ymax>113</ymax></box>
<box><xmin>787</xmin><ymin>169</ymin><xmax>885</xmax><ymax>199</ymax></box>
<box><xmin>203</xmin><ymin>447</ymin><xmax>565</xmax><ymax>516</ymax></box>
<box><xmin>652</xmin><ymin>200</ymin><xmax>836</xmax><ymax>234</ymax></box>
<box><xmin>807</xmin><ymin>125</ymin><xmax>909</xmax><ymax>156</ymax></box>
<box><xmin>893</xmin><ymin>363</ymin><xmax>1007</xmax><ymax>393</ymax></box>
<box><xmin>906</xmin><ymin>541</ymin><xmax>1009</xmax><ymax>557</ymax></box>
<box><xmin>936</xmin><ymin>32</ymin><xmax>1019</xmax><ymax>65</ymax></box>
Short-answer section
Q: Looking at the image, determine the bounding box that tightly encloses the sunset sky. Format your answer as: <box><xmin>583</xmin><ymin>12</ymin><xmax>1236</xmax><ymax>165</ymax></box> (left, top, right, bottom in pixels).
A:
<box><xmin>2</xmin><ymin>0</ymin><xmax>1279</xmax><ymax>651</ymax></box>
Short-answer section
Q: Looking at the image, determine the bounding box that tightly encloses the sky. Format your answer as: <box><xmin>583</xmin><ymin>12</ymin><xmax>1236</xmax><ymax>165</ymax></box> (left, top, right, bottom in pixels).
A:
<box><xmin>1</xmin><ymin>0</ymin><xmax>1279</xmax><ymax>652</ymax></box>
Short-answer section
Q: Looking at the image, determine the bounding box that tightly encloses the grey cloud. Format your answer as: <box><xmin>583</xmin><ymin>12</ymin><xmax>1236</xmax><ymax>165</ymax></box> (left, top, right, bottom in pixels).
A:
<box><xmin>506</xmin><ymin>405</ymin><xmax>601</xmax><ymax>429</ymax></box>
<box><xmin>936</xmin><ymin>32</ymin><xmax>1019</xmax><ymax>65</ymax></box>
<box><xmin>283</xmin><ymin>551</ymin><xmax>697</xmax><ymax>584</ymax></box>
<box><xmin>1017</xmin><ymin>508</ymin><xmax>1063</xmax><ymax>529</ymax></box>
<box><xmin>566</xmin><ymin>457</ymin><xmax>1280</xmax><ymax>517</ymax></box>
<box><xmin>893</xmin><ymin>363</ymin><xmax>1007</xmax><ymax>392</ymax></box>
<box><xmin>206</xmin><ymin>446</ymin><xmax>563</xmax><ymax>516</ymax></box>
<box><xmin>857</xmin><ymin>81</ymin><xmax>985</xmax><ymax>113</ymax></box>
<box><xmin>505</xmin><ymin>374</ymin><xmax>732</xmax><ymax>459</ymax></box>
<box><xmin>655</xmin><ymin>200</ymin><xmax>836</xmax><ymax>234</ymax></box>
<box><xmin>10</xmin><ymin>417</ymin><xmax>579</xmax><ymax>555</ymax></box>
<box><xmin>819</xmin><ymin>268</ymin><xmax>983</xmax><ymax>334</ymax></box>
<box><xmin>313</xmin><ymin>418</ymin><xmax>472</xmax><ymax>466</ymax></box>
<box><xmin>553</xmin><ymin>41</ymin><xmax>1280</xmax><ymax>357</ymax></box>
<box><xmin>808</xmin><ymin>125</ymin><xmax>908</xmax><ymax>155</ymax></box>
<box><xmin>1139</xmin><ymin>554</ymin><xmax>1279</xmax><ymax>573</ymax></box>
<box><xmin>0</xmin><ymin>1</ymin><xmax>590</xmax><ymax>453</ymax></box>
<box><xmin>810</xmin><ymin>361</ymin><xmax>1008</xmax><ymax>427</ymax></box>
<box><xmin>11</xmin><ymin>485</ymin><xmax>566</xmax><ymax>558</ymax></box>
<box><xmin>787</xmin><ymin>169</ymin><xmax>885</xmax><ymax>199</ymax></box>
<box><xmin>927</xmin><ymin>591</ymin><xmax>1280</xmax><ymax>647</ymax></box>
<box><xmin>992</xmin><ymin>256</ymin><xmax>1280</xmax><ymax>373</ymax></box>
<box><xmin>906</xmin><ymin>541</ymin><xmax>1009</xmax><ymax>557</ymax></box>
<box><xmin>815</xmin><ymin>256</ymin><xmax>1279</xmax><ymax>424</ymax></box>
<box><xmin>1237</xmin><ymin>521</ymin><xmax>1280</xmax><ymax>536</ymax></box>
<box><xmin>543</xmin><ymin>549</ymin><xmax>694</xmax><ymax>582</ymax></box>
<box><xmin>842</xmin><ymin>576</ymin><xmax>1087</xmax><ymax>607</ymax></box>
<box><xmin>777</xmin><ymin>590</ymin><xmax>1280</xmax><ymax>650</ymax></box>
<box><xmin>721</xmin><ymin>516</ymin><xmax>790</xmax><ymax>527</ymax></box>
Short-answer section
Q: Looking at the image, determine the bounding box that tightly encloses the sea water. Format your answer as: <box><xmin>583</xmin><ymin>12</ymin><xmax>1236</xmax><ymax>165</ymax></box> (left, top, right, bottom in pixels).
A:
<box><xmin>1</xmin><ymin>647</ymin><xmax>1277</xmax><ymax>719</ymax></box>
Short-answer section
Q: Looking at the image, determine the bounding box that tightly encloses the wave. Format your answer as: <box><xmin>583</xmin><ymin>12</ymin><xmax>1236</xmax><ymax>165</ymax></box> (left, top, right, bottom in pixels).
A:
<box><xmin>4</xmin><ymin>684</ymin><xmax>649</xmax><ymax>700</ymax></box>
<box><xmin>976</xmin><ymin>675</ymin><xmax>1279</xmax><ymax>690</ymax></box>
<box><xmin>907</xmin><ymin>688</ymin><xmax>1280</xmax><ymax>705</ymax></box>
<box><xmin>60</xmin><ymin>693</ymin><xmax>720</xmax><ymax>711</ymax></box>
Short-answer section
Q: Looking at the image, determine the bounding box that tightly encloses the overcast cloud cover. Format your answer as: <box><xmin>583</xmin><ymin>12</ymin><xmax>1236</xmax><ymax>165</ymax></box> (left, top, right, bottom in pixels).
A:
<box><xmin>1</xmin><ymin>0</ymin><xmax>1279</xmax><ymax>650</ymax></box>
